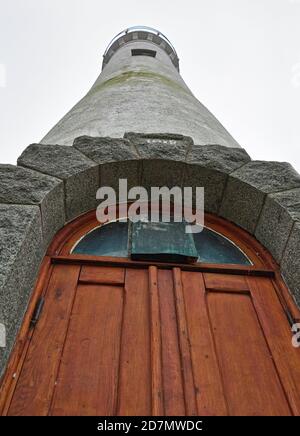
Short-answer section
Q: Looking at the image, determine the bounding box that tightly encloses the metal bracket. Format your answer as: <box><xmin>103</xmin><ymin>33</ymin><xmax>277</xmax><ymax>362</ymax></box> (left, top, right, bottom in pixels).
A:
<box><xmin>30</xmin><ymin>297</ymin><xmax>45</xmax><ymax>327</ymax></box>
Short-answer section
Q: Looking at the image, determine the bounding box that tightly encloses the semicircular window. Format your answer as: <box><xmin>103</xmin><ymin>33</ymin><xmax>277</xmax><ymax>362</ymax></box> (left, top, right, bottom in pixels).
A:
<box><xmin>193</xmin><ymin>227</ymin><xmax>251</xmax><ymax>265</ymax></box>
<box><xmin>72</xmin><ymin>220</ymin><xmax>251</xmax><ymax>265</ymax></box>
<box><xmin>72</xmin><ymin>220</ymin><xmax>129</xmax><ymax>258</ymax></box>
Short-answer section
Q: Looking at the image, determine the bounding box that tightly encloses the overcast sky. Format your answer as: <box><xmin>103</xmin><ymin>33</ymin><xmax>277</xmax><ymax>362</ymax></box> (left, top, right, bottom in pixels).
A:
<box><xmin>0</xmin><ymin>0</ymin><xmax>299</xmax><ymax>171</ymax></box>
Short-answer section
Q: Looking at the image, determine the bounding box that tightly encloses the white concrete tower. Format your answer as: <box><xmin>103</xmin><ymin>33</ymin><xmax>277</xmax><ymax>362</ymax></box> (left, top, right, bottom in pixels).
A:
<box><xmin>41</xmin><ymin>26</ymin><xmax>240</xmax><ymax>148</ymax></box>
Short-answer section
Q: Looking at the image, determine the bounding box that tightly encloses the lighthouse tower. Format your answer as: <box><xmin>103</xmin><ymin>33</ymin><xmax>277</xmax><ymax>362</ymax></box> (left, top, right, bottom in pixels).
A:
<box><xmin>1</xmin><ymin>27</ymin><xmax>300</xmax><ymax>416</ymax></box>
<box><xmin>41</xmin><ymin>26</ymin><xmax>240</xmax><ymax>148</ymax></box>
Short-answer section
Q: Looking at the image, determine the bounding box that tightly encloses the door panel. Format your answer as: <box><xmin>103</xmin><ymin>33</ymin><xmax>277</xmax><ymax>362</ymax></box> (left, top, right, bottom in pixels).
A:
<box><xmin>181</xmin><ymin>271</ymin><xmax>228</xmax><ymax>416</ymax></box>
<box><xmin>249</xmin><ymin>276</ymin><xmax>300</xmax><ymax>415</ymax></box>
<box><xmin>51</xmin><ymin>283</ymin><xmax>123</xmax><ymax>416</ymax></box>
<box><xmin>8</xmin><ymin>264</ymin><xmax>80</xmax><ymax>416</ymax></box>
<box><xmin>208</xmin><ymin>292</ymin><xmax>290</xmax><ymax>415</ymax></box>
<box><xmin>5</xmin><ymin>263</ymin><xmax>300</xmax><ymax>416</ymax></box>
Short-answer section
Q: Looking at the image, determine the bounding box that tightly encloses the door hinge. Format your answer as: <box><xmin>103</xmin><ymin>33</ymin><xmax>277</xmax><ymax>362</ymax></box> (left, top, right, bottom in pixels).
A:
<box><xmin>30</xmin><ymin>297</ymin><xmax>45</xmax><ymax>327</ymax></box>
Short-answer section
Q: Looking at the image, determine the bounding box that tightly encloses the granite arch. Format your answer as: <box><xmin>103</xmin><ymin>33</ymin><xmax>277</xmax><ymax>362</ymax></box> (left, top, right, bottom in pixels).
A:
<box><xmin>1</xmin><ymin>132</ymin><xmax>300</xmax><ymax>376</ymax></box>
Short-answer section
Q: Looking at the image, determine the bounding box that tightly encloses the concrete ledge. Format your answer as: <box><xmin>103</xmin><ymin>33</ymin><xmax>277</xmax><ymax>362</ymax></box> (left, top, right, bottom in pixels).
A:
<box><xmin>124</xmin><ymin>132</ymin><xmax>194</xmax><ymax>151</ymax></box>
<box><xmin>220</xmin><ymin>161</ymin><xmax>300</xmax><ymax>233</ymax></box>
<box><xmin>0</xmin><ymin>164</ymin><xmax>65</xmax><ymax>246</ymax></box>
<box><xmin>18</xmin><ymin>144</ymin><xmax>99</xmax><ymax>221</ymax></box>
<box><xmin>73</xmin><ymin>136</ymin><xmax>141</xmax><ymax>191</ymax></box>
<box><xmin>136</xmin><ymin>142</ymin><xmax>189</xmax><ymax>160</ymax></box>
<box><xmin>183</xmin><ymin>165</ymin><xmax>227</xmax><ymax>214</ymax></box>
<box><xmin>73</xmin><ymin>136</ymin><xmax>138</xmax><ymax>160</ymax></box>
<box><xmin>184</xmin><ymin>145</ymin><xmax>251</xmax><ymax>214</ymax></box>
<box><xmin>142</xmin><ymin>159</ymin><xmax>185</xmax><ymax>191</ymax></box>
<box><xmin>255</xmin><ymin>188</ymin><xmax>300</xmax><ymax>263</ymax></box>
<box><xmin>187</xmin><ymin>144</ymin><xmax>250</xmax><ymax>173</ymax></box>
<box><xmin>124</xmin><ymin>133</ymin><xmax>192</xmax><ymax>191</ymax></box>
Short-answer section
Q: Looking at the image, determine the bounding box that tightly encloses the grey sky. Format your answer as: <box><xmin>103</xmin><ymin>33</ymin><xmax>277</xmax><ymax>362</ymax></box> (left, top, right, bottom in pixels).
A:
<box><xmin>0</xmin><ymin>0</ymin><xmax>299</xmax><ymax>171</ymax></box>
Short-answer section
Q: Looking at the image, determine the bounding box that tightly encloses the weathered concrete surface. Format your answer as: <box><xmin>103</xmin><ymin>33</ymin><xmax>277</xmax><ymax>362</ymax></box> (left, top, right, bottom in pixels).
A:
<box><xmin>183</xmin><ymin>166</ymin><xmax>227</xmax><ymax>214</ymax></box>
<box><xmin>73</xmin><ymin>136</ymin><xmax>138</xmax><ymax>160</ymax></box>
<box><xmin>220</xmin><ymin>161</ymin><xmax>300</xmax><ymax>233</ymax></box>
<box><xmin>281</xmin><ymin>222</ymin><xmax>300</xmax><ymax>306</ymax></box>
<box><xmin>255</xmin><ymin>188</ymin><xmax>300</xmax><ymax>263</ymax></box>
<box><xmin>124</xmin><ymin>132</ymin><xmax>194</xmax><ymax>156</ymax></box>
<box><xmin>0</xmin><ymin>164</ymin><xmax>65</xmax><ymax>246</ymax></box>
<box><xmin>129</xmin><ymin>134</ymin><xmax>190</xmax><ymax>191</ymax></box>
<box><xmin>18</xmin><ymin>144</ymin><xmax>99</xmax><ymax>221</ymax></box>
<box><xmin>142</xmin><ymin>159</ymin><xmax>185</xmax><ymax>192</ymax></box>
<box><xmin>187</xmin><ymin>144</ymin><xmax>250</xmax><ymax>173</ymax></box>
<box><xmin>184</xmin><ymin>145</ymin><xmax>251</xmax><ymax>214</ymax></box>
<box><xmin>40</xmin><ymin>36</ymin><xmax>241</xmax><ymax>148</ymax></box>
<box><xmin>0</xmin><ymin>204</ymin><xmax>43</xmax><ymax>376</ymax></box>
<box><xmin>73</xmin><ymin>136</ymin><xmax>141</xmax><ymax>191</ymax></box>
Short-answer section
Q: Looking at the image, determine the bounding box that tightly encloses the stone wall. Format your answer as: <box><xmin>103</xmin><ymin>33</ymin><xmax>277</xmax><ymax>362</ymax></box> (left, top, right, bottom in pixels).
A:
<box><xmin>0</xmin><ymin>133</ymin><xmax>300</xmax><ymax>376</ymax></box>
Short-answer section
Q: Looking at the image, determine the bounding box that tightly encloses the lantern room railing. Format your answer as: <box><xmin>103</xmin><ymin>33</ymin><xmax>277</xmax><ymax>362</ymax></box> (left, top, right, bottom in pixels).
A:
<box><xmin>102</xmin><ymin>26</ymin><xmax>180</xmax><ymax>71</ymax></box>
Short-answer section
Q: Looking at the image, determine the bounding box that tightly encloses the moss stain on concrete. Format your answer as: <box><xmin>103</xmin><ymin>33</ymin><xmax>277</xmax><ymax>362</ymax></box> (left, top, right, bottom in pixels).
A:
<box><xmin>87</xmin><ymin>70</ymin><xmax>191</xmax><ymax>97</ymax></box>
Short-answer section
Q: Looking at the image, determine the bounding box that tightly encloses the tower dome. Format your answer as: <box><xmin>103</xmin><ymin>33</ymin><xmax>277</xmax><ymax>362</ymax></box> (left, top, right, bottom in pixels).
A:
<box><xmin>41</xmin><ymin>26</ymin><xmax>240</xmax><ymax>148</ymax></box>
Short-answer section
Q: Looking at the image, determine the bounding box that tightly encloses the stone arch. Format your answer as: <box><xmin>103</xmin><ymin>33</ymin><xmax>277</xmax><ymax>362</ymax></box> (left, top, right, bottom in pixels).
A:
<box><xmin>0</xmin><ymin>132</ymin><xmax>300</xmax><ymax>375</ymax></box>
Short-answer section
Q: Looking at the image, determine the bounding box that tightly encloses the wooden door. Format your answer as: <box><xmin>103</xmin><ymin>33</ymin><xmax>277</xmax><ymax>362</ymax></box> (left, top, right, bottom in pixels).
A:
<box><xmin>4</xmin><ymin>261</ymin><xmax>300</xmax><ymax>416</ymax></box>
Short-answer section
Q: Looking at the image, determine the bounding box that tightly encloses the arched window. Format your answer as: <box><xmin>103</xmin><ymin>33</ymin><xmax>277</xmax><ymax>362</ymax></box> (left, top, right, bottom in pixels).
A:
<box><xmin>72</xmin><ymin>220</ymin><xmax>129</xmax><ymax>258</ymax></box>
<box><xmin>193</xmin><ymin>227</ymin><xmax>251</xmax><ymax>265</ymax></box>
<box><xmin>72</xmin><ymin>219</ymin><xmax>251</xmax><ymax>265</ymax></box>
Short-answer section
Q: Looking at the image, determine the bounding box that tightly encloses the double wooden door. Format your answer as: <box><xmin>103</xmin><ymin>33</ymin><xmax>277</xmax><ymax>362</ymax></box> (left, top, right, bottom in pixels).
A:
<box><xmin>4</xmin><ymin>261</ymin><xmax>300</xmax><ymax>415</ymax></box>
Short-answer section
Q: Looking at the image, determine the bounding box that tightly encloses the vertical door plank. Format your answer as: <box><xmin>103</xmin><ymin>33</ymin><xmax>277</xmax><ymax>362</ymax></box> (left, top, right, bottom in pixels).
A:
<box><xmin>117</xmin><ymin>269</ymin><xmax>152</xmax><ymax>416</ymax></box>
<box><xmin>50</xmin><ymin>283</ymin><xmax>123</xmax><ymax>416</ymax></box>
<box><xmin>249</xmin><ymin>276</ymin><xmax>300</xmax><ymax>415</ymax></box>
<box><xmin>208</xmin><ymin>292</ymin><xmax>291</xmax><ymax>416</ymax></box>
<box><xmin>149</xmin><ymin>266</ymin><xmax>164</xmax><ymax>416</ymax></box>
<box><xmin>158</xmin><ymin>269</ymin><xmax>185</xmax><ymax>415</ymax></box>
<box><xmin>173</xmin><ymin>268</ymin><xmax>197</xmax><ymax>416</ymax></box>
<box><xmin>8</xmin><ymin>264</ymin><xmax>80</xmax><ymax>416</ymax></box>
<box><xmin>181</xmin><ymin>271</ymin><xmax>228</xmax><ymax>415</ymax></box>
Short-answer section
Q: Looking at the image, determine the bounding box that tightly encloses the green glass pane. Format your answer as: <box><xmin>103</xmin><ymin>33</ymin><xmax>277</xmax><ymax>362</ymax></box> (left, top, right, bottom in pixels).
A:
<box><xmin>72</xmin><ymin>221</ymin><xmax>128</xmax><ymax>257</ymax></box>
<box><xmin>193</xmin><ymin>227</ymin><xmax>251</xmax><ymax>265</ymax></box>
<box><xmin>131</xmin><ymin>220</ymin><xmax>198</xmax><ymax>263</ymax></box>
